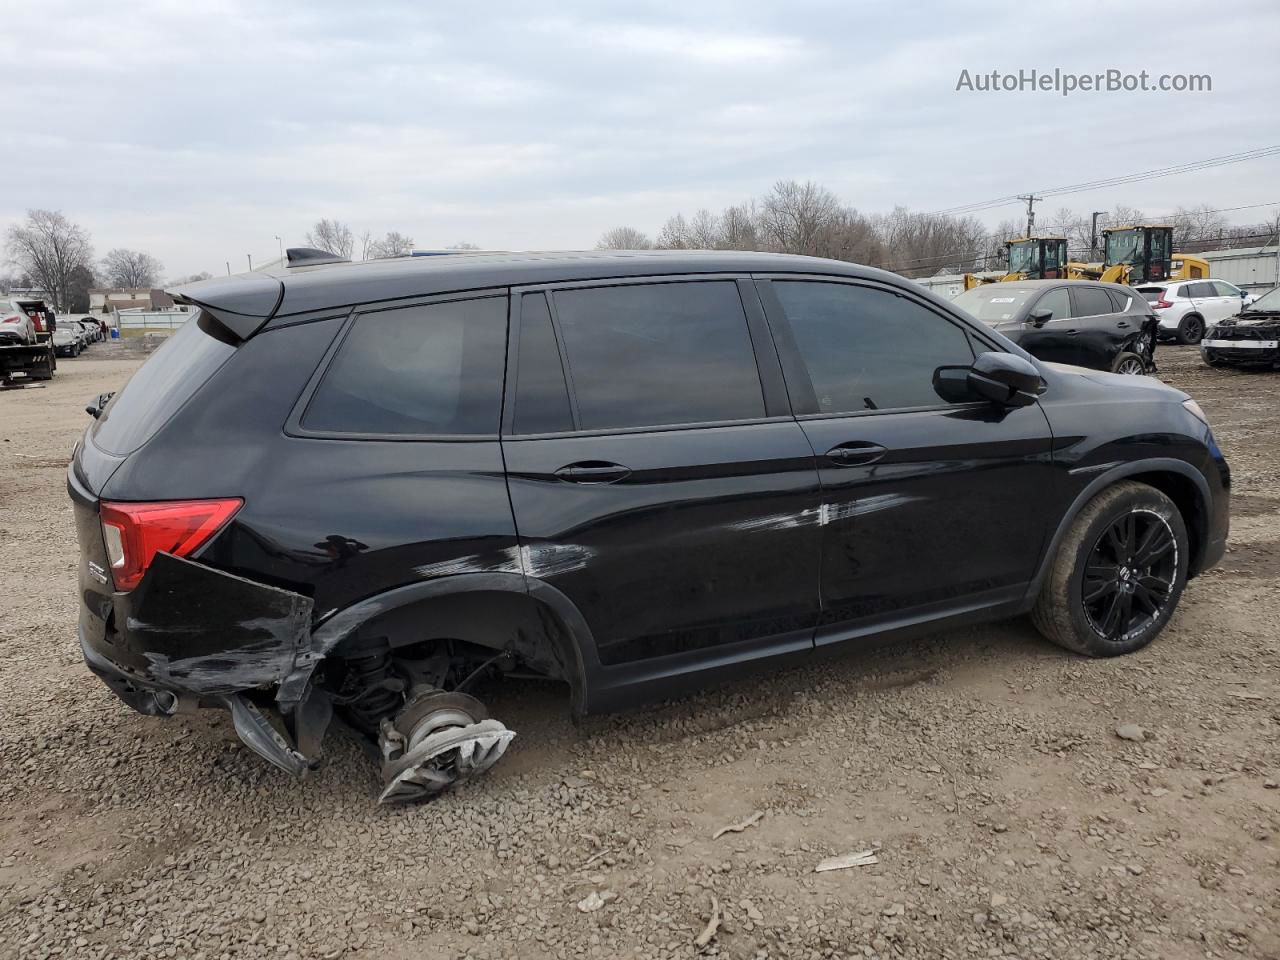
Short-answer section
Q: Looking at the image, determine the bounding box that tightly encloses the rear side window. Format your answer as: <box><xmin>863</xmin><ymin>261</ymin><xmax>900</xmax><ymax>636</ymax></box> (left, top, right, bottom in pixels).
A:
<box><xmin>551</xmin><ymin>281</ymin><xmax>765</xmax><ymax>431</ymax></box>
<box><xmin>1071</xmin><ymin>286</ymin><xmax>1114</xmax><ymax>317</ymax></box>
<box><xmin>1186</xmin><ymin>281</ymin><xmax>1215</xmax><ymax>299</ymax></box>
<box><xmin>1107</xmin><ymin>290</ymin><xmax>1131</xmax><ymax>312</ymax></box>
<box><xmin>772</xmin><ymin>281</ymin><xmax>974</xmax><ymax>413</ymax></box>
<box><xmin>92</xmin><ymin>313</ymin><xmax>237</xmax><ymax>455</ymax></box>
<box><xmin>302</xmin><ymin>296</ymin><xmax>507</xmax><ymax>436</ymax></box>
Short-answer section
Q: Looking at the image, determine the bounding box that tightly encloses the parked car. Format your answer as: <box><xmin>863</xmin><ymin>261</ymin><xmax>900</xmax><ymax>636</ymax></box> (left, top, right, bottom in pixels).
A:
<box><xmin>951</xmin><ymin>279</ymin><xmax>1157</xmax><ymax>375</ymax></box>
<box><xmin>1134</xmin><ymin>279</ymin><xmax>1250</xmax><ymax>345</ymax></box>
<box><xmin>51</xmin><ymin>325</ymin><xmax>83</xmax><ymax>357</ymax></box>
<box><xmin>1201</xmin><ymin>285</ymin><xmax>1280</xmax><ymax>368</ymax></box>
<box><xmin>0</xmin><ymin>298</ymin><xmax>37</xmax><ymax>344</ymax></box>
<box><xmin>74</xmin><ymin>319</ymin><xmax>100</xmax><ymax>345</ymax></box>
<box><xmin>71</xmin><ymin>252</ymin><xmax>1229</xmax><ymax>803</ymax></box>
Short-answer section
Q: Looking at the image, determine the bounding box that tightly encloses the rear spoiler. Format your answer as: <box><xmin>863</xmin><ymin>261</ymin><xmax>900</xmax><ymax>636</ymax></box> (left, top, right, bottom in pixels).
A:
<box><xmin>167</xmin><ymin>273</ymin><xmax>285</xmax><ymax>342</ymax></box>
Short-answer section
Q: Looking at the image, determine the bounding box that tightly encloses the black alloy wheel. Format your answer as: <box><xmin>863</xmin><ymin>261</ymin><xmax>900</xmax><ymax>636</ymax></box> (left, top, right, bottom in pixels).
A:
<box><xmin>1081</xmin><ymin>509</ymin><xmax>1178</xmax><ymax>644</ymax></box>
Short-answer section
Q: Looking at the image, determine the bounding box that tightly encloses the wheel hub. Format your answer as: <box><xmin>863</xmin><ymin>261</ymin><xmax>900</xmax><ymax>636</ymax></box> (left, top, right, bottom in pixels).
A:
<box><xmin>376</xmin><ymin>689</ymin><xmax>515</xmax><ymax>805</ymax></box>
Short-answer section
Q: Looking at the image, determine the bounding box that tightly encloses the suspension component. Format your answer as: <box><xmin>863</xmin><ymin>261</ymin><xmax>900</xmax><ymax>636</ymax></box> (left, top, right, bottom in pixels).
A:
<box><xmin>342</xmin><ymin>650</ymin><xmax>403</xmax><ymax>733</ymax></box>
<box><xmin>377</xmin><ymin>688</ymin><xmax>515</xmax><ymax>805</ymax></box>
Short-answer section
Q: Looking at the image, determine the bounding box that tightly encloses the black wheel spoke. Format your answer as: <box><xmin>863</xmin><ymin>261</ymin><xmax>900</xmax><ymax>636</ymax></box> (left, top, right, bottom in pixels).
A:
<box><xmin>1083</xmin><ymin>577</ymin><xmax>1116</xmax><ymax>603</ymax></box>
<box><xmin>1081</xmin><ymin>509</ymin><xmax>1179</xmax><ymax>643</ymax></box>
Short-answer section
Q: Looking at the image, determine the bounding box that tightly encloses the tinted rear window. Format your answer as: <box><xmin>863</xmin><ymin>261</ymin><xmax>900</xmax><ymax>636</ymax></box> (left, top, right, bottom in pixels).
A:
<box><xmin>301</xmin><ymin>296</ymin><xmax>507</xmax><ymax>436</ymax></box>
<box><xmin>91</xmin><ymin>313</ymin><xmax>237</xmax><ymax>455</ymax></box>
<box><xmin>1136</xmin><ymin>287</ymin><xmax>1165</xmax><ymax>302</ymax></box>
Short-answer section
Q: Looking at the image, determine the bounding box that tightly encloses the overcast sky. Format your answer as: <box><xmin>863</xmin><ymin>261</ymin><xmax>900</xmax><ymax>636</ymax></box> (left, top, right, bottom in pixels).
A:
<box><xmin>6</xmin><ymin>0</ymin><xmax>1280</xmax><ymax>278</ymax></box>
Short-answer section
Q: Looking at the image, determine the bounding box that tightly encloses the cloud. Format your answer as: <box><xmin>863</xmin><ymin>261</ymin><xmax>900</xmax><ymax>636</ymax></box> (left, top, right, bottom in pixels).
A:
<box><xmin>4</xmin><ymin>0</ymin><xmax>1279</xmax><ymax>276</ymax></box>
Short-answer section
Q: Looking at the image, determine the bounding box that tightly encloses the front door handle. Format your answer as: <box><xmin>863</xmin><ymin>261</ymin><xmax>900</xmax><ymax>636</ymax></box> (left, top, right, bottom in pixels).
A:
<box><xmin>1066</xmin><ymin>328</ymin><xmax>1079</xmax><ymax>335</ymax></box>
<box><xmin>825</xmin><ymin>442</ymin><xmax>887</xmax><ymax>467</ymax></box>
<box><xmin>554</xmin><ymin>461</ymin><xmax>632</xmax><ymax>484</ymax></box>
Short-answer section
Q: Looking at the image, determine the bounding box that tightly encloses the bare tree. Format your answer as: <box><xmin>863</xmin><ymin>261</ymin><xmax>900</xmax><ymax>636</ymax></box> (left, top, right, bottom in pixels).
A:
<box><xmin>1168</xmin><ymin>204</ymin><xmax>1230</xmax><ymax>249</ymax></box>
<box><xmin>655</xmin><ymin>214</ymin><xmax>692</xmax><ymax>249</ymax></box>
<box><xmin>596</xmin><ymin>226</ymin><xmax>654</xmax><ymax>249</ymax></box>
<box><xmin>101</xmin><ymin>248</ymin><xmax>163</xmax><ymax>289</ymax></box>
<box><xmin>756</xmin><ymin>180</ymin><xmax>844</xmax><ymax>256</ymax></box>
<box><xmin>4</xmin><ymin>209</ymin><xmax>93</xmax><ymax>311</ymax></box>
<box><xmin>358</xmin><ymin>230</ymin><xmax>373</xmax><ymax>262</ymax></box>
<box><xmin>367</xmin><ymin>231</ymin><xmax>416</xmax><ymax>259</ymax></box>
<box><xmin>717</xmin><ymin>204</ymin><xmax>760</xmax><ymax>250</ymax></box>
<box><xmin>305</xmin><ymin>218</ymin><xmax>355</xmax><ymax>259</ymax></box>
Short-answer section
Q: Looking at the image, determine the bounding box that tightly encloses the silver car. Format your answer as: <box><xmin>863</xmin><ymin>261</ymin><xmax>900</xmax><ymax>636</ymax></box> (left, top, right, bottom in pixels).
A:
<box><xmin>0</xmin><ymin>299</ymin><xmax>36</xmax><ymax>345</ymax></box>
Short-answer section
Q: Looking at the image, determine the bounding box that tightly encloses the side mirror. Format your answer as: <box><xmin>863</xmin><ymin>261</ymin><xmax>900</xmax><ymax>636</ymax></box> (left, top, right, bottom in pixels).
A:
<box><xmin>1027</xmin><ymin>308</ymin><xmax>1052</xmax><ymax>327</ymax></box>
<box><xmin>968</xmin><ymin>352</ymin><xmax>1044</xmax><ymax>407</ymax></box>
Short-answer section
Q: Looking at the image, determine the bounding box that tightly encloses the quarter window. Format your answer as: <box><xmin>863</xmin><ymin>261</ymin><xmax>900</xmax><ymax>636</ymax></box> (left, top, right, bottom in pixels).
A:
<box><xmin>551</xmin><ymin>282</ymin><xmax>765</xmax><ymax>431</ymax></box>
<box><xmin>512</xmin><ymin>293</ymin><xmax>574</xmax><ymax>435</ymax></box>
<box><xmin>771</xmin><ymin>281</ymin><xmax>975</xmax><ymax>414</ymax></box>
<box><xmin>302</xmin><ymin>297</ymin><xmax>507</xmax><ymax>436</ymax></box>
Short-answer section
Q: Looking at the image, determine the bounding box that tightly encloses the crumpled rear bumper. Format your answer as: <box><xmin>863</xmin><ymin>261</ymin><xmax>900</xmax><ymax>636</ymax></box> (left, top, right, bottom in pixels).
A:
<box><xmin>79</xmin><ymin>552</ymin><xmax>326</xmax><ymax>776</ymax></box>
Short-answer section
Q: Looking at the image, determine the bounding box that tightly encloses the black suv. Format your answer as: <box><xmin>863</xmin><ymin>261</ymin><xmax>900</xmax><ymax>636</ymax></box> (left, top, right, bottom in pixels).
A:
<box><xmin>952</xmin><ymin>279</ymin><xmax>1159</xmax><ymax>375</ymax></box>
<box><xmin>70</xmin><ymin>251</ymin><xmax>1229</xmax><ymax>803</ymax></box>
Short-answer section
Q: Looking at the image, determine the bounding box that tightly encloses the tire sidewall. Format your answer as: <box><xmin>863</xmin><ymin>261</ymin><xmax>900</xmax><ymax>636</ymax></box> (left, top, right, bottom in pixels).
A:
<box><xmin>1178</xmin><ymin>314</ymin><xmax>1204</xmax><ymax>345</ymax></box>
<box><xmin>1060</xmin><ymin>487</ymin><xmax>1189</xmax><ymax>655</ymax></box>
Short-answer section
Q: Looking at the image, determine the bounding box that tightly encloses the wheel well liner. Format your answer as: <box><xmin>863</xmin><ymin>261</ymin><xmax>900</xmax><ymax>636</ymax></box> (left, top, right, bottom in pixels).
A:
<box><xmin>306</xmin><ymin>573</ymin><xmax>592</xmax><ymax>715</ymax></box>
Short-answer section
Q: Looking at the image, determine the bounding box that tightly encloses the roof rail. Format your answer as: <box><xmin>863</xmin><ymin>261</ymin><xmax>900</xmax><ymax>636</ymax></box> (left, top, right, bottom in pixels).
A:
<box><xmin>286</xmin><ymin>247</ymin><xmax>351</xmax><ymax>267</ymax></box>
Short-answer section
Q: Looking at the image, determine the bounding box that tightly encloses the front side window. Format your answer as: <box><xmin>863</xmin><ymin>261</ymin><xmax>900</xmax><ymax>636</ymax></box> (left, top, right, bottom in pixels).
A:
<box><xmin>1211</xmin><ymin>281</ymin><xmax>1239</xmax><ymax>298</ymax></box>
<box><xmin>1033</xmin><ymin>287</ymin><xmax>1071</xmax><ymax>320</ymax></box>
<box><xmin>772</xmin><ymin>281</ymin><xmax>975</xmax><ymax>414</ymax></box>
<box><xmin>551</xmin><ymin>281</ymin><xmax>765</xmax><ymax>431</ymax></box>
<box><xmin>302</xmin><ymin>296</ymin><xmax>507</xmax><ymax>436</ymax></box>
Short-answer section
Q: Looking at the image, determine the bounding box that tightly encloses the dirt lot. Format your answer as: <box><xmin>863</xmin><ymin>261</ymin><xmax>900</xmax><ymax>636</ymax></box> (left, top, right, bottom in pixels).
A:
<box><xmin>0</xmin><ymin>343</ymin><xmax>1276</xmax><ymax>960</ymax></box>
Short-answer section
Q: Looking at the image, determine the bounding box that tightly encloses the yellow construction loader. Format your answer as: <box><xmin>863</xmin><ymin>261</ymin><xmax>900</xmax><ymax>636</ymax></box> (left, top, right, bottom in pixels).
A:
<box><xmin>1075</xmin><ymin>225</ymin><xmax>1210</xmax><ymax>285</ymax></box>
<box><xmin>962</xmin><ymin>236</ymin><xmax>1070</xmax><ymax>291</ymax></box>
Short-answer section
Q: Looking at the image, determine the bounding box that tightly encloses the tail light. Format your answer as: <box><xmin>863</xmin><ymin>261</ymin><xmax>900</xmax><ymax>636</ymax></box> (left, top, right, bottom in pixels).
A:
<box><xmin>1</xmin><ymin>315</ymin><xmax>20</xmax><ymax>324</ymax></box>
<box><xmin>99</xmin><ymin>499</ymin><xmax>243</xmax><ymax>591</ymax></box>
<box><xmin>1154</xmin><ymin>296</ymin><xmax>1172</xmax><ymax>309</ymax></box>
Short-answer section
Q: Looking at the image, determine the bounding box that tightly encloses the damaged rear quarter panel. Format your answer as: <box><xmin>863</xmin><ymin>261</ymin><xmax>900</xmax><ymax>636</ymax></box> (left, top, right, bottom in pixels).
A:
<box><xmin>117</xmin><ymin>552</ymin><xmax>313</xmax><ymax>694</ymax></box>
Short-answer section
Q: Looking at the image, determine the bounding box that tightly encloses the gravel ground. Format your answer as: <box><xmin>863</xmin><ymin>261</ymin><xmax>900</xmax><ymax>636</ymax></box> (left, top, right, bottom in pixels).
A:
<box><xmin>0</xmin><ymin>342</ymin><xmax>1277</xmax><ymax>960</ymax></box>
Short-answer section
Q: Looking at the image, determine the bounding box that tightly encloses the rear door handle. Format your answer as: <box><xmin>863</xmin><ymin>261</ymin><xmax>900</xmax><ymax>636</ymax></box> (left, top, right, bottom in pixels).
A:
<box><xmin>1066</xmin><ymin>328</ymin><xmax>1079</xmax><ymax>335</ymax></box>
<box><xmin>1116</xmin><ymin>321</ymin><xmax>1130</xmax><ymax>328</ymax></box>
<box><xmin>825</xmin><ymin>442</ymin><xmax>887</xmax><ymax>467</ymax></box>
<box><xmin>554</xmin><ymin>461</ymin><xmax>632</xmax><ymax>484</ymax></box>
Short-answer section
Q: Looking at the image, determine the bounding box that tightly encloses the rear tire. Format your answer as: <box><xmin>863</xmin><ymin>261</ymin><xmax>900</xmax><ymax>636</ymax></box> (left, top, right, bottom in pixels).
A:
<box><xmin>1175</xmin><ymin>314</ymin><xmax>1204</xmax><ymax>345</ymax></box>
<box><xmin>1111</xmin><ymin>351</ymin><xmax>1146</xmax><ymax>375</ymax></box>
<box><xmin>1031</xmin><ymin>481</ymin><xmax>1188</xmax><ymax>657</ymax></box>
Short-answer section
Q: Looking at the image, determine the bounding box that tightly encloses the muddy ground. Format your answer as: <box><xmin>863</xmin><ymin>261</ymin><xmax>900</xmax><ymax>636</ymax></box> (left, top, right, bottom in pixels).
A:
<box><xmin>0</xmin><ymin>342</ymin><xmax>1276</xmax><ymax>960</ymax></box>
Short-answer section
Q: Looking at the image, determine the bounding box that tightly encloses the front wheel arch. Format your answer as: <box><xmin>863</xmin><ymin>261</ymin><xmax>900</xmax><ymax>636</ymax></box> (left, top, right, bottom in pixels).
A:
<box><xmin>1027</xmin><ymin>460</ymin><xmax>1211</xmax><ymax>604</ymax></box>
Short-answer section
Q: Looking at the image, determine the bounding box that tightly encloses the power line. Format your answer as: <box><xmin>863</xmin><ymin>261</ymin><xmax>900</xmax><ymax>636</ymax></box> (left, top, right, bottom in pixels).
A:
<box><xmin>933</xmin><ymin>145</ymin><xmax>1280</xmax><ymax>216</ymax></box>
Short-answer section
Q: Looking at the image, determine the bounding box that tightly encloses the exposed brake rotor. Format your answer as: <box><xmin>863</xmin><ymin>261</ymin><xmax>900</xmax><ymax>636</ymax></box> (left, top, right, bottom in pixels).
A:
<box><xmin>376</xmin><ymin>689</ymin><xmax>515</xmax><ymax>805</ymax></box>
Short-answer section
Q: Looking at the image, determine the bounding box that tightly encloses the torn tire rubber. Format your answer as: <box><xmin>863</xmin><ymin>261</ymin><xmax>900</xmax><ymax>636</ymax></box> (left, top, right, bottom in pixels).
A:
<box><xmin>377</xmin><ymin>689</ymin><xmax>514</xmax><ymax>805</ymax></box>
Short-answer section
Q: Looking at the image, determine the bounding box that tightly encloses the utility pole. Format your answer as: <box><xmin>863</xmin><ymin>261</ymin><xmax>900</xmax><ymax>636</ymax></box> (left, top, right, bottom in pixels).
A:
<box><xmin>226</xmin><ymin>261</ymin><xmax>231</xmax><ymax>276</ymax></box>
<box><xmin>1090</xmin><ymin>211</ymin><xmax>1106</xmax><ymax>258</ymax></box>
<box><xmin>247</xmin><ymin>253</ymin><xmax>253</xmax><ymax>271</ymax></box>
<box><xmin>1018</xmin><ymin>194</ymin><xmax>1041</xmax><ymax>238</ymax></box>
<box><xmin>274</xmin><ymin>235</ymin><xmax>284</xmax><ymax>263</ymax></box>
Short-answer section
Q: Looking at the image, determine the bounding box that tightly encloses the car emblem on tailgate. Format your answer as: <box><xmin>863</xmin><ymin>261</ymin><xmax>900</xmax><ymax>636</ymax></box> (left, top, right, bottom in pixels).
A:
<box><xmin>87</xmin><ymin>561</ymin><xmax>109</xmax><ymax>585</ymax></box>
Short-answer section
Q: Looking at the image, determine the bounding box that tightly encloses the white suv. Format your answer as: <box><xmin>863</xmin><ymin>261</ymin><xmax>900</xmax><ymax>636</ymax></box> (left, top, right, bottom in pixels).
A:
<box><xmin>1134</xmin><ymin>279</ymin><xmax>1252</xmax><ymax>345</ymax></box>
